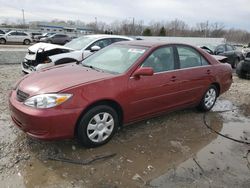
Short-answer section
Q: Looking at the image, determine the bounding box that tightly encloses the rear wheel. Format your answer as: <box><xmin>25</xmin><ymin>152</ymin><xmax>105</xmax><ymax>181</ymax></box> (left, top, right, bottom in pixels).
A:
<box><xmin>77</xmin><ymin>105</ymin><xmax>119</xmax><ymax>148</ymax></box>
<box><xmin>0</xmin><ymin>38</ymin><xmax>6</xmax><ymax>44</ymax></box>
<box><xmin>198</xmin><ymin>85</ymin><xmax>218</xmax><ymax>112</ymax></box>
<box><xmin>23</xmin><ymin>39</ymin><xmax>31</xmax><ymax>45</ymax></box>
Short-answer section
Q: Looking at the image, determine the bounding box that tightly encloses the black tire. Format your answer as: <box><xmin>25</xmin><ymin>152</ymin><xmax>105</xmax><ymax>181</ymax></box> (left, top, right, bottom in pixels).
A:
<box><xmin>0</xmin><ymin>38</ymin><xmax>6</xmax><ymax>44</ymax></box>
<box><xmin>23</xmin><ymin>39</ymin><xmax>31</xmax><ymax>45</ymax></box>
<box><xmin>198</xmin><ymin>85</ymin><xmax>218</xmax><ymax>112</ymax></box>
<box><xmin>77</xmin><ymin>105</ymin><xmax>119</xmax><ymax>148</ymax></box>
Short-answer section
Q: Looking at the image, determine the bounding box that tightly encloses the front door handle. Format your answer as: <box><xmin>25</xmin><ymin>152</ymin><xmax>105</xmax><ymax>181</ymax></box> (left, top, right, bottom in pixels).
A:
<box><xmin>206</xmin><ymin>69</ymin><xmax>211</xmax><ymax>75</ymax></box>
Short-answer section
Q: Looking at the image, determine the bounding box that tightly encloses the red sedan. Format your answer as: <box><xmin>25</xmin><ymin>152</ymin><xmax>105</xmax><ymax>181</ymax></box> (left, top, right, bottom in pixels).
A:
<box><xmin>9</xmin><ymin>41</ymin><xmax>233</xmax><ymax>147</ymax></box>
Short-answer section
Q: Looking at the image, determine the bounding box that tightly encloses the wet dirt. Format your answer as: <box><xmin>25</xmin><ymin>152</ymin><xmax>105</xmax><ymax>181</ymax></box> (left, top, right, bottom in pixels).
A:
<box><xmin>0</xmin><ymin>64</ymin><xmax>250</xmax><ymax>188</ymax></box>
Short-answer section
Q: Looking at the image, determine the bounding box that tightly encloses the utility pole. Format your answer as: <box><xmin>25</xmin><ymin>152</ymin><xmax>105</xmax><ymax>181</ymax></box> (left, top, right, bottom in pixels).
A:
<box><xmin>22</xmin><ymin>9</ymin><xmax>25</xmax><ymax>27</ymax></box>
<box><xmin>132</xmin><ymin>17</ymin><xmax>135</xmax><ymax>35</ymax></box>
<box><xmin>95</xmin><ymin>17</ymin><xmax>97</xmax><ymax>33</ymax></box>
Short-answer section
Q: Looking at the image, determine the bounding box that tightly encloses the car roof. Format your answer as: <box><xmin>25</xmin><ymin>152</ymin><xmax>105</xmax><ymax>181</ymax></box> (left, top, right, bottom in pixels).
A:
<box><xmin>80</xmin><ymin>34</ymin><xmax>133</xmax><ymax>40</ymax></box>
<box><xmin>113</xmin><ymin>40</ymin><xmax>193</xmax><ymax>48</ymax></box>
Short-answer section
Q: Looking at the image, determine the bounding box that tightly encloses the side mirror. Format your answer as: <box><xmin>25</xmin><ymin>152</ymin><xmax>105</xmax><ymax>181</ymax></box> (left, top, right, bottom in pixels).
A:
<box><xmin>132</xmin><ymin>67</ymin><xmax>154</xmax><ymax>79</ymax></box>
<box><xmin>90</xmin><ymin>45</ymin><xmax>101</xmax><ymax>52</ymax></box>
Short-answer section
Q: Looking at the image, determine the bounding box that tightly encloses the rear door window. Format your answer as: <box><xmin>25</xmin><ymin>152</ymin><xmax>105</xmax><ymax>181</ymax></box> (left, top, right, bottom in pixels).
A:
<box><xmin>177</xmin><ymin>46</ymin><xmax>209</xmax><ymax>69</ymax></box>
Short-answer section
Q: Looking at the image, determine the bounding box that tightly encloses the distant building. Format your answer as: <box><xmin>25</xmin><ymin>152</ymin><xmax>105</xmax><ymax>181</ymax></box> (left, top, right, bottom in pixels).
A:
<box><xmin>29</xmin><ymin>21</ymin><xmax>95</xmax><ymax>36</ymax></box>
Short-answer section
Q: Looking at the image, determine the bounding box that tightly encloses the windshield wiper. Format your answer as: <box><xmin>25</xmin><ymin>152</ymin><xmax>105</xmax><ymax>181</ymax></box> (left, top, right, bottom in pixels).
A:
<box><xmin>82</xmin><ymin>64</ymin><xmax>102</xmax><ymax>72</ymax></box>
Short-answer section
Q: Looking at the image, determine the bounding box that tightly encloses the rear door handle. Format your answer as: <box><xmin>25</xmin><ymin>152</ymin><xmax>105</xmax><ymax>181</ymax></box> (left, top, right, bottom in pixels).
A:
<box><xmin>170</xmin><ymin>76</ymin><xmax>177</xmax><ymax>82</ymax></box>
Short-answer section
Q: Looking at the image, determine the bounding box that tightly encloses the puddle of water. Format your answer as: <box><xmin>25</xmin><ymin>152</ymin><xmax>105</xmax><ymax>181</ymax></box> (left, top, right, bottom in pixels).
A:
<box><xmin>150</xmin><ymin>100</ymin><xmax>250</xmax><ymax>187</ymax></box>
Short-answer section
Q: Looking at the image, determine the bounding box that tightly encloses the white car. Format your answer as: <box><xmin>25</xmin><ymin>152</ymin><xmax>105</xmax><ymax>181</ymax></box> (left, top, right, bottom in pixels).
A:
<box><xmin>21</xmin><ymin>35</ymin><xmax>133</xmax><ymax>73</ymax></box>
<box><xmin>0</xmin><ymin>31</ymin><xmax>32</xmax><ymax>45</ymax></box>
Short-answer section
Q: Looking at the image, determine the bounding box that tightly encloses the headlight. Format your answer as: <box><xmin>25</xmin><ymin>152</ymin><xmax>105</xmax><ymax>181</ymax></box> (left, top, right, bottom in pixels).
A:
<box><xmin>24</xmin><ymin>93</ymin><xmax>72</xmax><ymax>109</ymax></box>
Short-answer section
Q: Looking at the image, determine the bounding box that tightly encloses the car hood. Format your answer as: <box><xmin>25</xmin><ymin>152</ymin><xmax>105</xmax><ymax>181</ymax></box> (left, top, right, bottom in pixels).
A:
<box><xmin>18</xmin><ymin>63</ymin><xmax>114</xmax><ymax>96</ymax></box>
<box><xmin>28</xmin><ymin>42</ymin><xmax>73</xmax><ymax>53</ymax></box>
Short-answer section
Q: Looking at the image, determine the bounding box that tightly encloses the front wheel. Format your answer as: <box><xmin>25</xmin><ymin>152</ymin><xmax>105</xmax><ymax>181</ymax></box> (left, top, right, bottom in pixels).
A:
<box><xmin>77</xmin><ymin>105</ymin><xmax>119</xmax><ymax>148</ymax></box>
<box><xmin>198</xmin><ymin>85</ymin><xmax>218</xmax><ymax>112</ymax></box>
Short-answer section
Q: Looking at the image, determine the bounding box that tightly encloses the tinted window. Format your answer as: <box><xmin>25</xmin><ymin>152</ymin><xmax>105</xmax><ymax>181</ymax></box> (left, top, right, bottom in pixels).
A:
<box><xmin>54</xmin><ymin>34</ymin><xmax>66</xmax><ymax>38</ymax></box>
<box><xmin>112</xmin><ymin>38</ymin><xmax>129</xmax><ymax>43</ymax></box>
<box><xmin>89</xmin><ymin>38</ymin><xmax>113</xmax><ymax>49</ymax></box>
<box><xmin>142</xmin><ymin>46</ymin><xmax>175</xmax><ymax>73</ymax></box>
<box><xmin>226</xmin><ymin>45</ymin><xmax>234</xmax><ymax>51</ymax></box>
<box><xmin>177</xmin><ymin>46</ymin><xmax>209</xmax><ymax>68</ymax></box>
<box><xmin>215</xmin><ymin>45</ymin><xmax>225</xmax><ymax>53</ymax></box>
<box><xmin>0</xmin><ymin>30</ymin><xmax>4</xmax><ymax>34</ymax></box>
<box><xmin>17</xmin><ymin>32</ymin><xmax>27</xmax><ymax>36</ymax></box>
<box><xmin>9</xmin><ymin>32</ymin><xmax>18</xmax><ymax>36</ymax></box>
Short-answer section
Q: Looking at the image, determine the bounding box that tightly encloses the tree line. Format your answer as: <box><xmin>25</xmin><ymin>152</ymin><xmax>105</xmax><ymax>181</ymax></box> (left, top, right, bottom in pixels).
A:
<box><xmin>93</xmin><ymin>19</ymin><xmax>250</xmax><ymax>44</ymax></box>
<box><xmin>1</xmin><ymin>18</ymin><xmax>250</xmax><ymax>44</ymax></box>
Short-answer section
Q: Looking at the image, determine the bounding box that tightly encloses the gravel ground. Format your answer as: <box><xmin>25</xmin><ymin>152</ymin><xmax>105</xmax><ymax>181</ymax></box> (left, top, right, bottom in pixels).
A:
<box><xmin>0</xmin><ymin>45</ymin><xmax>28</xmax><ymax>64</ymax></box>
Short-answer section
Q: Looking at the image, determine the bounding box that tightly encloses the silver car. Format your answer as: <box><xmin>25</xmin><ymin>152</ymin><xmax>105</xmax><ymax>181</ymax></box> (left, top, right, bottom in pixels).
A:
<box><xmin>0</xmin><ymin>31</ymin><xmax>32</xmax><ymax>45</ymax></box>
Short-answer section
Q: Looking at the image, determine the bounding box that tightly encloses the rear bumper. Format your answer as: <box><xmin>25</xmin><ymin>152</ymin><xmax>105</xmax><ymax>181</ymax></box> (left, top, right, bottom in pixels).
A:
<box><xmin>9</xmin><ymin>90</ymin><xmax>82</xmax><ymax>140</ymax></box>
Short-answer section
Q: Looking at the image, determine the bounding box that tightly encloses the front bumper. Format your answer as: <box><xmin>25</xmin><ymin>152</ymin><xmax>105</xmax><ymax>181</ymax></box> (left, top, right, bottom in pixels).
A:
<box><xmin>21</xmin><ymin>61</ymin><xmax>35</xmax><ymax>74</ymax></box>
<box><xmin>9</xmin><ymin>90</ymin><xmax>82</xmax><ymax>140</ymax></box>
<box><xmin>21</xmin><ymin>60</ymin><xmax>54</xmax><ymax>74</ymax></box>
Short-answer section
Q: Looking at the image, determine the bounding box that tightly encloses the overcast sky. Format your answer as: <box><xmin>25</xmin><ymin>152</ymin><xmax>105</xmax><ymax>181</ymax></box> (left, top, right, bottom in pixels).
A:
<box><xmin>0</xmin><ymin>0</ymin><xmax>250</xmax><ymax>30</ymax></box>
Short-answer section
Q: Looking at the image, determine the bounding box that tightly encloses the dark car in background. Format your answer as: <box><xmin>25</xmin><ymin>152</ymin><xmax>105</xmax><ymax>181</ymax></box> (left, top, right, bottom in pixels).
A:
<box><xmin>236</xmin><ymin>52</ymin><xmax>250</xmax><ymax>79</ymax></box>
<box><xmin>201</xmin><ymin>44</ymin><xmax>244</xmax><ymax>68</ymax></box>
<box><xmin>40</xmin><ymin>33</ymin><xmax>71</xmax><ymax>45</ymax></box>
<box><xmin>213</xmin><ymin>44</ymin><xmax>244</xmax><ymax>68</ymax></box>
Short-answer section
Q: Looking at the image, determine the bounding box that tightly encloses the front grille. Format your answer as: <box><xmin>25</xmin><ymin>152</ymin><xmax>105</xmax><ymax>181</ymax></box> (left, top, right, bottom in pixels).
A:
<box><xmin>16</xmin><ymin>89</ymin><xmax>29</xmax><ymax>102</ymax></box>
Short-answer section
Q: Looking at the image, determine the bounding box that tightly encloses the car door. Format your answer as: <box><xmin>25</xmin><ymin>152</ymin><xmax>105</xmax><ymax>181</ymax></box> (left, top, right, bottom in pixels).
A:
<box><xmin>127</xmin><ymin>46</ymin><xmax>181</xmax><ymax>120</ymax></box>
<box><xmin>225</xmin><ymin>44</ymin><xmax>237</xmax><ymax>63</ymax></box>
<box><xmin>175</xmin><ymin>45</ymin><xmax>213</xmax><ymax>105</ymax></box>
<box><xmin>52</xmin><ymin>34</ymin><xmax>60</xmax><ymax>44</ymax></box>
<box><xmin>214</xmin><ymin>44</ymin><xmax>234</xmax><ymax>64</ymax></box>
<box><xmin>16</xmin><ymin>32</ymin><xmax>26</xmax><ymax>42</ymax></box>
<box><xmin>6</xmin><ymin>32</ymin><xmax>17</xmax><ymax>42</ymax></box>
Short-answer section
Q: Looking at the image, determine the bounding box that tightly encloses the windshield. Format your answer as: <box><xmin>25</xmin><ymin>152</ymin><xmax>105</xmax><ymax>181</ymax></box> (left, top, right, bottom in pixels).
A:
<box><xmin>64</xmin><ymin>36</ymin><xmax>97</xmax><ymax>50</ymax></box>
<box><xmin>82</xmin><ymin>45</ymin><xmax>147</xmax><ymax>74</ymax></box>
